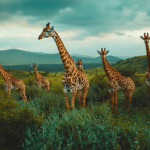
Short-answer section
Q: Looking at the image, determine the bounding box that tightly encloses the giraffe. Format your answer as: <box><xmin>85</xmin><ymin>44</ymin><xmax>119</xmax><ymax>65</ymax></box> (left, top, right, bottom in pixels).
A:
<box><xmin>97</xmin><ymin>48</ymin><xmax>135</xmax><ymax>113</ymax></box>
<box><xmin>38</xmin><ymin>23</ymin><xmax>89</xmax><ymax>109</ymax></box>
<box><xmin>0</xmin><ymin>65</ymin><xmax>27</xmax><ymax>104</ymax></box>
<box><xmin>31</xmin><ymin>63</ymin><xmax>50</xmax><ymax>93</ymax></box>
<box><xmin>140</xmin><ymin>33</ymin><xmax>150</xmax><ymax>110</ymax></box>
<box><xmin>76</xmin><ymin>59</ymin><xmax>84</xmax><ymax>72</ymax></box>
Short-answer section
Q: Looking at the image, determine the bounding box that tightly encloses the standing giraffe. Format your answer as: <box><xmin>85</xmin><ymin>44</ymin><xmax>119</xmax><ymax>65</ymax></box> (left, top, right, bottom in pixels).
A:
<box><xmin>140</xmin><ymin>33</ymin><xmax>150</xmax><ymax>110</ymax></box>
<box><xmin>31</xmin><ymin>63</ymin><xmax>50</xmax><ymax>93</ymax></box>
<box><xmin>97</xmin><ymin>48</ymin><xmax>135</xmax><ymax>113</ymax></box>
<box><xmin>38</xmin><ymin>23</ymin><xmax>89</xmax><ymax>109</ymax></box>
<box><xmin>0</xmin><ymin>65</ymin><xmax>27</xmax><ymax>104</ymax></box>
<box><xmin>76</xmin><ymin>59</ymin><xmax>84</xmax><ymax>72</ymax></box>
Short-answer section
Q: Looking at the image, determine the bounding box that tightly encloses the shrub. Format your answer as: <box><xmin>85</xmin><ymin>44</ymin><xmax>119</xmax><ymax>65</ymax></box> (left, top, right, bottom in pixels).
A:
<box><xmin>134</xmin><ymin>84</ymin><xmax>149</xmax><ymax>108</ymax></box>
<box><xmin>87</xmin><ymin>75</ymin><xmax>109</xmax><ymax>102</ymax></box>
<box><xmin>0</xmin><ymin>91</ymin><xmax>43</xmax><ymax>150</ymax></box>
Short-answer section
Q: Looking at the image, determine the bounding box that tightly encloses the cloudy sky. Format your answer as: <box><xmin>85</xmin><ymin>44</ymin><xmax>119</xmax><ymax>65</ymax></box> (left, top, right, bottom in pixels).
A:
<box><xmin>0</xmin><ymin>0</ymin><xmax>150</xmax><ymax>57</ymax></box>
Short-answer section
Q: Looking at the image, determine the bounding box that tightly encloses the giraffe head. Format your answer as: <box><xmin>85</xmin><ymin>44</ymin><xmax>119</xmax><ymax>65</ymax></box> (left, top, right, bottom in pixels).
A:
<box><xmin>140</xmin><ymin>33</ymin><xmax>150</xmax><ymax>43</ymax></box>
<box><xmin>76</xmin><ymin>59</ymin><xmax>83</xmax><ymax>71</ymax></box>
<box><xmin>31</xmin><ymin>63</ymin><xmax>39</xmax><ymax>68</ymax></box>
<box><xmin>38</xmin><ymin>22</ymin><xmax>57</xmax><ymax>40</ymax></box>
<box><xmin>97</xmin><ymin>48</ymin><xmax>109</xmax><ymax>59</ymax></box>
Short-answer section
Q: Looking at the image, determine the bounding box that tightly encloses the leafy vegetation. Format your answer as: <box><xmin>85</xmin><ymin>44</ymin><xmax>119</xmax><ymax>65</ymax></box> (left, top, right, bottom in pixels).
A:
<box><xmin>0</xmin><ymin>65</ymin><xmax>150</xmax><ymax>149</ymax></box>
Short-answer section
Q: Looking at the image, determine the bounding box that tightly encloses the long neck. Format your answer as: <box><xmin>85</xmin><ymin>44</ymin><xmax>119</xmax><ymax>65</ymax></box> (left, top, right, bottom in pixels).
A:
<box><xmin>0</xmin><ymin>65</ymin><xmax>13</xmax><ymax>80</ymax></box>
<box><xmin>102</xmin><ymin>57</ymin><xmax>112</xmax><ymax>79</ymax></box>
<box><xmin>105</xmin><ymin>59</ymin><xmax>119</xmax><ymax>74</ymax></box>
<box><xmin>145</xmin><ymin>42</ymin><xmax>150</xmax><ymax>72</ymax></box>
<box><xmin>34</xmin><ymin>67</ymin><xmax>40</xmax><ymax>80</ymax></box>
<box><xmin>54</xmin><ymin>30</ymin><xmax>77</xmax><ymax>72</ymax></box>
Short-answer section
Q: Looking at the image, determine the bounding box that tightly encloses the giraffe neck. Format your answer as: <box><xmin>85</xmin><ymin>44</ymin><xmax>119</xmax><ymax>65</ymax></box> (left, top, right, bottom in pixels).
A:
<box><xmin>53</xmin><ymin>30</ymin><xmax>77</xmax><ymax>72</ymax></box>
<box><xmin>145</xmin><ymin>42</ymin><xmax>150</xmax><ymax>72</ymax></box>
<box><xmin>0</xmin><ymin>65</ymin><xmax>13</xmax><ymax>80</ymax></box>
<box><xmin>105</xmin><ymin>59</ymin><xmax>119</xmax><ymax>73</ymax></box>
<box><xmin>34</xmin><ymin>67</ymin><xmax>40</xmax><ymax>80</ymax></box>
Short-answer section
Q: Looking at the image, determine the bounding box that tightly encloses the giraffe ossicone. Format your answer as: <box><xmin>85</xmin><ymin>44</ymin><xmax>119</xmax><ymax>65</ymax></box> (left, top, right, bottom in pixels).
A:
<box><xmin>38</xmin><ymin>22</ymin><xmax>89</xmax><ymax>110</ymax></box>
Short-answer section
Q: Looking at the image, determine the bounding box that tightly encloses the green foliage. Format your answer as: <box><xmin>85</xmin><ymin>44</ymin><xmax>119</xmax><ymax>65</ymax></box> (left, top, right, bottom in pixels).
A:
<box><xmin>87</xmin><ymin>75</ymin><xmax>109</xmax><ymax>102</ymax></box>
<box><xmin>114</xmin><ymin>66</ymin><xmax>137</xmax><ymax>77</ymax></box>
<box><xmin>134</xmin><ymin>84</ymin><xmax>149</xmax><ymax>108</ymax></box>
<box><xmin>0</xmin><ymin>91</ymin><xmax>43</xmax><ymax>150</ymax></box>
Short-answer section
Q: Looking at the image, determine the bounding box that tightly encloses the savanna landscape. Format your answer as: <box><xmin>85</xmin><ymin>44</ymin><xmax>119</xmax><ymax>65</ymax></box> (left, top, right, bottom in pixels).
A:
<box><xmin>1</xmin><ymin>0</ymin><xmax>150</xmax><ymax>150</ymax></box>
<box><xmin>0</xmin><ymin>54</ymin><xmax>150</xmax><ymax>150</ymax></box>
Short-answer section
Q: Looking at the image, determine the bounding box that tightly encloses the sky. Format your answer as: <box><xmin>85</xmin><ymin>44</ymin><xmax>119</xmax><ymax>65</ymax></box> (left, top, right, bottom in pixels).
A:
<box><xmin>0</xmin><ymin>0</ymin><xmax>150</xmax><ymax>57</ymax></box>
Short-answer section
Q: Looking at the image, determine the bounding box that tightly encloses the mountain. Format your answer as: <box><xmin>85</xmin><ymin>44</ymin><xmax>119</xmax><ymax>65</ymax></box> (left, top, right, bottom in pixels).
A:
<box><xmin>111</xmin><ymin>55</ymin><xmax>147</xmax><ymax>73</ymax></box>
<box><xmin>0</xmin><ymin>49</ymin><xmax>121</xmax><ymax>65</ymax></box>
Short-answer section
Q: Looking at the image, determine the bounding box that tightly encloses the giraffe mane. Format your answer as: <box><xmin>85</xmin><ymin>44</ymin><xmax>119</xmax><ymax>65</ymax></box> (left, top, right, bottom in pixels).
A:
<box><xmin>54</xmin><ymin>31</ymin><xmax>75</xmax><ymax>64</ymax></box>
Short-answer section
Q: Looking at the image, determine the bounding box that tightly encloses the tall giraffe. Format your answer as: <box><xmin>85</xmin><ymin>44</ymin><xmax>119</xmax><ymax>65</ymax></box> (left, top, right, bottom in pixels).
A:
<box><xmin>140</xmin><ymin>33</ymin><xmax>150</xmax><ymax>110</ymax></box>
<box><xmin>0</xmin><ymin>65</ymin><xmax>27</xmax><ymax>104</ymax></box>
<box><xmin>38</xmin><ymin>23</ymin><xmax>89</xmax><ymax>109</ymax></box>
<box><xmin>31</xmin><ymin>63</ymin><xmax>50</xmax><ymax>93</ymax></box>
<box><xmin>97</xmin><ymin>48</ymin><xmax>135</xmax><ymax>113</ymax></box>
<box><xmin>76</xmin><ymin>59</ymin><xmax>84</xmax><ymax>72</ymax></box>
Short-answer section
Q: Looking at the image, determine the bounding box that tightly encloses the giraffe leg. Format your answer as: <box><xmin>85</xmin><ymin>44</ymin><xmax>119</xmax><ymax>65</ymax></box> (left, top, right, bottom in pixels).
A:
<box><xmin>44</xmin><ymin>87</ymin><xmax>47</xmax><ymax>93</ymax></box>
<box><xmin>127</xmin><ymin>90</ymin><xmax>134</xmax><ymax>111</ymax></box>
<box><xmin>114</xmin><ymin>91</ymin><xmax>118</xmax><ymax>114</ymax></box>
<box><xmin>123</xmin><ymin>90</ymin><xmax>128</xmax><ymax>110</ymax></box>
<box><xmin>109</xmin><ymin>92</ymin><xmax>114</xmax><ymax>114</ymax></box>
<box><xmin>76</xmin><ymin>90</ymin><xmax>82</xmax><ymax>107</ymax></box>
<box><xmin>82</xmin><ymin>87</ymin><xmax>88</xmax><ymax>108</ymax></box>
<box><xmin>18</xmin><ymin>89</ymin><xmax>28</xmax><ymax>104</ymax></box>
<box><xmin>64</xmin><ymin>93</ymin><xmax>69</xmax><ymax>110</ymax></box>
<box><xmin>71</xmin><ymin>91</ymin><xmax>77</xmax><ymax>109</ymax></box>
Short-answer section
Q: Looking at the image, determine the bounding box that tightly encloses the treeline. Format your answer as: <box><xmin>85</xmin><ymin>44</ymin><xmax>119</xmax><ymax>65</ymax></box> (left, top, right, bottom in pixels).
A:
<box><xmin>3</xmin><ymin>63</ymin><xmax>107</xmax><ymax>72</ymax></box>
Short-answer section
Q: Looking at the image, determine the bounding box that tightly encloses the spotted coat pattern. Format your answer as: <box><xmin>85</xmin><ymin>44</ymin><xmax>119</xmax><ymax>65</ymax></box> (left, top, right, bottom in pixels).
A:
<box><xmin>32</xmin><ymin>63</ymin><xmax>50</xmax><ymax>93</ymax></box>
<box><xmin>0</xmin><ymin>65</ymin><xmax>27</xmax><ymax>104</ymax></box>
<box><xmin>38</xmin><ymin>23</ymin><xmax>89</xmax><ymax>109</ymax></box>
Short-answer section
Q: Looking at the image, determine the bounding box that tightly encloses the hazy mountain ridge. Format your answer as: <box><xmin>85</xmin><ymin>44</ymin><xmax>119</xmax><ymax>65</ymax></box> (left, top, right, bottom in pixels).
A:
<box><xmin>0</xmin><ymin>49</ymin><xmax>121</xmax><ymax>65</ymax></box>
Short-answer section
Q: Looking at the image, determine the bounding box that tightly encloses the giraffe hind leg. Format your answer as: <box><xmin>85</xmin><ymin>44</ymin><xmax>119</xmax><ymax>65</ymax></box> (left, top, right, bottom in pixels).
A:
<box><xmin>82</xmin><ymin>87</ymin><xmax>89</xmax><ymax>108</ymax></box>
<box><xmin>76</xmin><ymin>90</ymin><xmax>82</xmax><ymax>107</ymax></box>
<box><xmin>71</xmin><ymin>91</ymin><xmax>77</xmax><ymax>109</ymax></box>
<box><xmin>127</xmin><ymin>90</ymin><xmax>134</xmax><ymax>111</ymax></box>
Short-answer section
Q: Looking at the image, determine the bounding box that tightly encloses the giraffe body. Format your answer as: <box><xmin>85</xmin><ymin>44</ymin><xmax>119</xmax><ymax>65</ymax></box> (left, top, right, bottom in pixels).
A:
<box><xmin>31</xmin><ymin>63</ymin><xmax>50</xmax><ymax>93</ymax></box>
<box><xmin>38</xmin><ymin>23</ymin><xmax>89</xmax><ymax>109</ymax></box>
<box><xmin>140</xmin><ymin>33</ymin><xmax>150</xmax><ymax>110</ymax></box>
<box><xmin>0</xmin><ymin>65</ymin><xmax>27</xmax><ymax>104</ymax></box>
<box><xmin>97</xmin><ymin>48</ymin><xmax>135</xmax><ymax>113</ymax></box>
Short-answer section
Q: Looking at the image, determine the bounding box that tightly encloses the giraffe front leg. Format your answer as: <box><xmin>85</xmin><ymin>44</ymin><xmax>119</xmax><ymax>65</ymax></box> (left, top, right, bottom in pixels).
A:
<box><xmin>76</xmin><ymin>90</ymin><xmax>82</xmax><ymax>107</ymax></box>
<box><xmin>114</xmin><ymin>91</ymin><xmax>118</xmax><ymax>114</ymax></box>
<box><xmin>71</xmin><ymin>91</ymin><xmax>77</xmax><ymax>110</ymax></box>
<box><xmin>64</xmin><ymin>93</ymin><xmax>69</xmax><ymax>110</ymax></box>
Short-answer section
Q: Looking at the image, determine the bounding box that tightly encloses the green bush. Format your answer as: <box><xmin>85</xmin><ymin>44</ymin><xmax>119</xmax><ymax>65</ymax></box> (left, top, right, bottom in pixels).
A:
<box><xmin>134</xmin><ymin>84</ymin><xmax>149</xmax><ymax>108</ymax></box>
<box><xmin>87</xmin><ymin>75</ymin><xmax>109</xmax><ymax>102</ymax></box>
<box><xmin>0</xmin><ymin>91</ymin><xmax>43</xmax><ymax>150</ymax></box>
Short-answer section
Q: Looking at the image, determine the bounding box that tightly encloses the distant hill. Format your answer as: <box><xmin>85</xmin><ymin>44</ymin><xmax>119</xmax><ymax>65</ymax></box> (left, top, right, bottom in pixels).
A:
<box><xmin>0</xmin><ymin>49</ymin><xmax>121</xmax><ymax>65</ymax></box>
<box><xmin>112</xmin><ymin>55</ymin><xmax>147</xmax><ymax>73</ymax></box>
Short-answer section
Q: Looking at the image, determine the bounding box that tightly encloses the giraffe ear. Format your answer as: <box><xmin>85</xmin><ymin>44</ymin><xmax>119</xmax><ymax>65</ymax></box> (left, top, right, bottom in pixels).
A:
<box><xmin>140</xmin><ymin>36</ymin><xmax>144</xmax><ymax>40</ymax></box>
<box><xmin>97</xmin><ymin>50</ymin><xmax>100</xmax><ymax>55</ymax></box>
<box><xmin>106</xmin><ymin>50</ymin><xmax>109</xmax><ymax>55</ymax></box>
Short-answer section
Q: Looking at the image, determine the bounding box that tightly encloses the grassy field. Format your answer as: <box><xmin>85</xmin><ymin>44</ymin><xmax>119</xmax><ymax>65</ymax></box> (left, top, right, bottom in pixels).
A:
<box><xmin>0</xmin><ymin>66</ymin><xmax>150</xmax><ymax>150</ymax></box>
